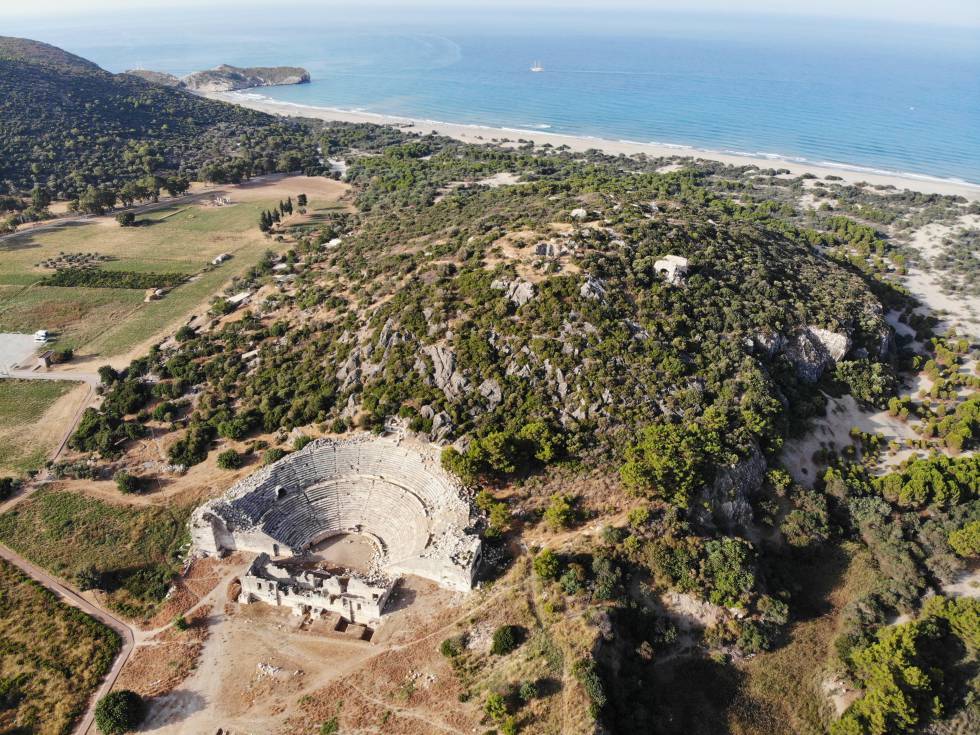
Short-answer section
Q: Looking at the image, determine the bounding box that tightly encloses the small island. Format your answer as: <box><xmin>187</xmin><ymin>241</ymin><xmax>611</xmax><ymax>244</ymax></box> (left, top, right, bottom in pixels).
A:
<box><xmin>126</xmin><ymin>64</ymin><xmax>310</xmax><ymax>92</ymax></box>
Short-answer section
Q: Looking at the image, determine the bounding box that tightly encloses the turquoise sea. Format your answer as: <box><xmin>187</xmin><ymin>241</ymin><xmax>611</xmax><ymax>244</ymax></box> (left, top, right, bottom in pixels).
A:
<box><xmin>6</xmin><ymin>5</ymin><xmax>980</xmax><ymax>184</ymax></box>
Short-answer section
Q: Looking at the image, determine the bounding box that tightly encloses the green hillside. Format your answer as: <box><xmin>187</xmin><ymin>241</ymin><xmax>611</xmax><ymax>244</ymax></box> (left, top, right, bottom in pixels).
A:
<box><xmin>0</xmin><ymin>35</ymin><xmax>321</xmax><ymax>200</ymax></box>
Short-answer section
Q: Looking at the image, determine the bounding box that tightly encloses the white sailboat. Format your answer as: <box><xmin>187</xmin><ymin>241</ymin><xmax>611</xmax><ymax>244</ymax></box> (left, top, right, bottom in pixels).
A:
<box><xmin>530</xmin><ymin>60</ymin><xmax>544</xmax><ymax>72</ymax></box>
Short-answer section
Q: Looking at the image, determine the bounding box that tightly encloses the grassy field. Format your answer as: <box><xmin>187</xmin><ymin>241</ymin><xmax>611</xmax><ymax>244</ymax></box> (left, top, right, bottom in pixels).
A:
<box><xmin>0</xmin><ymin>489</ymin><xmax>191</xmax><ymax>621</ymax></box>
<box><xmin>0</xmin><ymin>198</ymin><xmax>280</xmax><ymax>358</ymax></box>
<box><xmin>0</xmin><ymin>380</ymin><xmax>79</xmax><ymax>474</ymax></box>
<box><xmin>0</xmin><ymin>557</ymin><xmax>120</xmax><ymax>735</ymax></box>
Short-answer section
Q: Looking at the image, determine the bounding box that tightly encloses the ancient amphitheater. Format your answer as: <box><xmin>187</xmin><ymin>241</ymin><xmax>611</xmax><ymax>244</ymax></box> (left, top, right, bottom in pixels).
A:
<box><xmin>191</xmin><ymin>435</ymin><xmax>482</xmax><ymax>613</ymax></box>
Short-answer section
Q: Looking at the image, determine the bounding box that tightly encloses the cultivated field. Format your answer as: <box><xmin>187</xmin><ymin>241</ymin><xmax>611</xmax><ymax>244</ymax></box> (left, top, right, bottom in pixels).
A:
<box><xmin>0</xmin><ymin>557</ymin><xmax>120</xmax><ymax>735</ymax></box>
<box><xmin>0</xmin><ymin>379</ymin><xmax>86</xmax><ymax>474</ymax></box>
<box><xmin>0</xmin><ymin>176</ymin><xmax>349</xmax><ymax>362</ymax></box>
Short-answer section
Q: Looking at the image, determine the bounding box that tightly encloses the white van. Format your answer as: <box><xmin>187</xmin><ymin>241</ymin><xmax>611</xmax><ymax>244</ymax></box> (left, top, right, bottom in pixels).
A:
<box><xmin>34</xmin><ymin>330</ymin><xmax>49</xmax><ymax>342</ymax></box>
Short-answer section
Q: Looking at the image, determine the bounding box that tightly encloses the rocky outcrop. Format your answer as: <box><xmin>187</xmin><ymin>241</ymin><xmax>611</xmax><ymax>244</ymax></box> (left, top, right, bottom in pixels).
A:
<box><xmin>490</xmin><ymin>278</ymin><xmax>535</xmax><ymax>307</ymax></box>
<box><xmin>182</xmin><ymin>64</ymin><xmax>310</xmax><ymax>92</ymax></box>
<box><xmin>696</xmin><ymin>443</ymin><xmax>766</xmax><ymax>531</ymax></box>
<box><xmin>784</xmin><ymin>326</ymin><xmax>852</xmax><ymax>382</ymax></box>
<box><xmin>421</xmin><ymin>344</ymin><xmax>469</xmax><ymax>400</ymax></box>
<box><xmin>580</xmin><ymin>275</ymin><xmax>607</xmax><ymax>301</ymax></box>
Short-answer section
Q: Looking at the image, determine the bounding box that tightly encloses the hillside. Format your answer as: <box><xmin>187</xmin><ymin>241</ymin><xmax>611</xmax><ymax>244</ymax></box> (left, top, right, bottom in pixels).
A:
<box><xmin>182</xmin><ymin>63</ymin><xmax>310</xmax><ymax>92</ymax></box>
<box><xmin>59</xmin><ymin>126</ymin><xmax>980</xmax><ymax>732</ymax></box>
<box><xmin>0</xmin><ymin>36</ymin><xmax>321</xmax><ymax>200</ymax></box>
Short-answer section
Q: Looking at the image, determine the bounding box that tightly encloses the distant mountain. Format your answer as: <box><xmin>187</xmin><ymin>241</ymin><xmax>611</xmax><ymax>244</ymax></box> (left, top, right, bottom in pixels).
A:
<box><xmin>182</xmin><ymin>64</ymin><xmax>310</xmax><ymax>92</ymax></box>
<box><xmin>0</xmin><ymin>36</ymin><xmax>322</xmax><ymax>200</ymax></box>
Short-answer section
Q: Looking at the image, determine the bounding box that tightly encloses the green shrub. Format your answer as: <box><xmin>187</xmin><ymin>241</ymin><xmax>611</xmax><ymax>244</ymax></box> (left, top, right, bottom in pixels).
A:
<box><xmin>439</xmin><ymin>635</ymin><xmax>465</xmax><ymax>658</ymax></box>
<box><xmin>216</xmin><ymin>449</ymin><xmax>242</xmax><ymax>470</ymax></box>
<box><xmin>263</xmin><ymin>447</ymin><xmax>287</xmax><ymax>465</ymax></box>
<box><xmin>948</xmin><ymin>520</ymin><xmax>980</xmax><ymax>557</ymax></box>
<box><xmin>94</xmin><ymin>690</ymin><xmax>144</xmax><ymax>735</ymax></box>
<box><xmin>543</xmin><ymin>494</ymin><xmax>576</xmax><ymax>530</ymax></box>
<box><xmin>533</xmin><ymin>548</ymin><xmax>561</xmax><ymax>580</ymax></box>
<box><xmin>114</xmin><ymin>470</ymin><xmax>141</xmax><ymax>494</ymax></box>
<box><xmin>490</xmin><ymin>625</ymin><xmax>520</xmax><ymax>656</ymax></box>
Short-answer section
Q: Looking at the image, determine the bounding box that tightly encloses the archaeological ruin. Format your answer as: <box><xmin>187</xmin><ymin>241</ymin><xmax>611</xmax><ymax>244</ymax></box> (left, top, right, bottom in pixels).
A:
<box><xmin>191</xmin><ymin>435</ymin><xmax>482</xmax><ymax>621</ymax></box>
<box><xmin>240</xmin><ymin>553</ymin><xmax>393</xmax><ymax>624</ymax></box>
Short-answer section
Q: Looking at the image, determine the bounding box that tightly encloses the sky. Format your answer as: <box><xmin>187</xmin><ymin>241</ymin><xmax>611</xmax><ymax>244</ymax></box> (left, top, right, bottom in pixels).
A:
<box><xmin>1</xmin><ymin>0</ymin><xmax>978</xmax><ymax>28</ymax></box>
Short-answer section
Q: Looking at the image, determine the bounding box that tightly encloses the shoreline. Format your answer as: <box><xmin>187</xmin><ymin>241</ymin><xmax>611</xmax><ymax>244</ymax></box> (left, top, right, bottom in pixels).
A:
<box><xmin>207</xmin><ymin>91</ymin><xmax>980</xmax><ymax>200</ymax></box>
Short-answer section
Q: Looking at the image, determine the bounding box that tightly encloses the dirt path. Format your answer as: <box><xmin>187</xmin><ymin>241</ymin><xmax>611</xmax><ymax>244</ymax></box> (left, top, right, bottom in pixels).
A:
<box><xmin>0</xmin><ymin>541</ymin><xmax>136</xmax><ymax>735</ymax></box>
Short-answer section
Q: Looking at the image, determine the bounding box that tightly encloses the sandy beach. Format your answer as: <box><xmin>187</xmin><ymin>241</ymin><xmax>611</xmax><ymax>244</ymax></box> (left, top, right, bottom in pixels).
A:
<box><xmin>207</xmin><ymin>91</ymin><xmax>980</xmax><ymax>201</ymax></box>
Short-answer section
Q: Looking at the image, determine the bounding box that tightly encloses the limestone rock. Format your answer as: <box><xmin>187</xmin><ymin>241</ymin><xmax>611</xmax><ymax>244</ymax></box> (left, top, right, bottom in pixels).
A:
<box><xmin>422</xmin><ymin>344</ymin><xmax>468</xmax><ymax>399</ymax></box>
<box><xmin>490</xmin><ymin>278</ymin><xmax>535</xmax><ymax>306</ymax></box>
<box><xmin>697</xmin><ymin>443</ymin><xmax>766</xmax><ymax>530</ymax></box>
<box><xmin>654</xmin><ymin>255</ymin><xmax>689</xmax><ymax>285</ymax></box>
<box><xmin>580</xmin><ymin>275</ymin><xmax>607</xmax><ymax>301</ymax></box>
<box><xmin>478</xmin><ymin>378</ymin><xmax>503</xmax><ymax>408</ymax></box>
<box><xmin>785</xmin><ymin>326</ymin><xmax>851</xmax><ymax>382</ymax></box>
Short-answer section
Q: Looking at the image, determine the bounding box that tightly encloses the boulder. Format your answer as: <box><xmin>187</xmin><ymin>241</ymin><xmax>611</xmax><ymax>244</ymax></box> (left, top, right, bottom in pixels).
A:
<box><xmin>580</xmin><ymin>275</ymin><xmax>607</xmax><ymax>301</ymax></box>
<box><xmin>696</xmin><ymin>443</ymin><xmax>766</xmax><ymax>530</ymax></box>
<box><xmin>785</xmin><ymin>326</ymin><xmax>851</xmax><ymax>382</ymax></box>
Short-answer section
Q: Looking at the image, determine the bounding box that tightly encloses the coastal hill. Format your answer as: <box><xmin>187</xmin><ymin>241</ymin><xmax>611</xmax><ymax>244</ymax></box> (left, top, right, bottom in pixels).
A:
<box><xmin>182</xmin><ymin>63</ymin><xmax>310</xmax><ymax>92</ymax></box>
<box><xmin>127</xmin><ymin>64</ymin><xmax>312</xmax><ymax>92</ymax></box>
<box><xmin>0</xmin><ymin>36</ymin><xmax>319</xmax><ymax>199</ymax></box>
<box><xmin>0</xmin><ymin>35</ymin><xmax>100</xmax><ymax>72</ymax></box>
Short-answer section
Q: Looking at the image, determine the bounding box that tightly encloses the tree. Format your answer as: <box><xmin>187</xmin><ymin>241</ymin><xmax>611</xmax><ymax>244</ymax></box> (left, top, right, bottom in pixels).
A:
<box><xmin>163</xmin><ymin>175</ymin><xmax>190</xmax><ymax>197</ymax></box>
<box><xmin>297</xmin><ymin>193</ymin><xmax>307</xmax><ymax>207</ymax></box>
<box><xmin>114</xmin><ymin>470</ymin><xmax>141</xmax><ymax>494</ymax></box>
<box><xmin>490</xmin><ymin>624</ymin><xmax>520</xmax><ymax>655</ymax></box>
<box><xmin>533</xmin><ymin>548</ymin><xmax>561</xmax><ymax>580</ymax></box>
<box><xmin>98</xmin><ymin>365</ymin><xmax>119</xmax><ymax>385</ymax></box>
<box><xmin>30</xmin><ymin>185</ymin><xmax>51</xmax><ymax>210</ymax></box>
<box><xmin>543</xmin><ymin>493</ymin><xmax>576</xmax><ymax>530</ymax></box>
<box><xmin>77</xmin><ymin>185</ymin><xmax>117</xmax><ymax>215</ymax></box>
<box><xmin>620</xmin><ymin>421</ymin><xmax>718</xmax><ymax>507</ymax></box>
<box><xmin>116</xmin><ymin>211</ymin><xmax>136</xmax><ymax>227</ymax></box>
<box><xmin>94</xmin><ymin>690</ymin><xmax>144</xmax><ymax>735</ymax></box>
<box><xmin>216</xmin><ymin>449</ymin><xmax>242</xmax><ymax>470</ymax></box>
<box><xmin>948</xmin><ymin>520</ymin><xmax>980</xmax><ymax>557</ymax></box>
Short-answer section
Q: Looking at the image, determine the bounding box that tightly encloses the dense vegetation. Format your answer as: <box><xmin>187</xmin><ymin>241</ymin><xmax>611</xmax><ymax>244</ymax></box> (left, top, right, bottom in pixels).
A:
<box><xmin>0</xmin><ymin>36</ymin><xmax>322</xmax><ymax>203</ymax></box>
<box><xmin>39</xmin><ymin>268</ymin><xmax>187</xmax><ymax>289</ymax></box>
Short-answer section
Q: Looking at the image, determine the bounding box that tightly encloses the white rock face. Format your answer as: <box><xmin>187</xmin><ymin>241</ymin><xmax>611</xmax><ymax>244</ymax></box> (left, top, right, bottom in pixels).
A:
<box><xmin>807</xmin><ymin>326</ymin><xmax>850</xmax><ymax>361</ymax></box>
<box><xmin>422</xmin><ymin>344</ymin><xmax>468</xmax><ymax>399</ymax></box>
<box><xmin>654</xmin><ymin>255</ymin><xmax>689</xmax><ymax>285</ymax></box>
<box><xmin>580</xmin><ymin>275</ymin><xmax>607</xmax><ymax>301</ymax></box>
<box><xmin>490</xmin><ymin>278</ymin><xmax>535</xmax><ymax>306</ymax></box>
<box><xmin>785</xmin><ymin>326</ymin><xmax>852</xmax><ymax>382</ymax></box>
<box><xmin>570</xmin><ymin>207</ymin><xmax>588</xmax><ymax>220</ymax></box>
